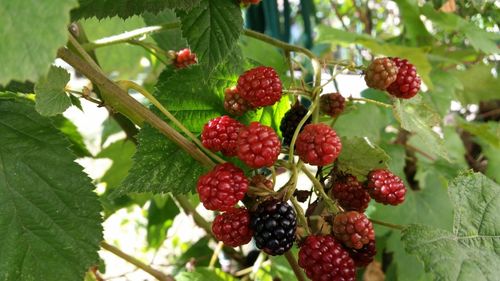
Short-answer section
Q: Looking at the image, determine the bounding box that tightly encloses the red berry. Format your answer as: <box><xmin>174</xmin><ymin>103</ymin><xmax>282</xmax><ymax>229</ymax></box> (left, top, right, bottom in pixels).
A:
<box><xmin>333</xmin><ymin>211</ymin><xmax>375</xmax><ymax>249</ymax></box>
<box><xmin>366</xmin><ymin>169</ymin><xmax>406</xmax><ymax>205</ymax></box>
<box><xmin>298</xmin><ymin>235</ymin><xmax>355</xmax><ymax>281</ymax></box>
<box><xmin>224</xmin><ymin>87</ymin><xmax>251</xmax><ymax>116</ymax></box>
<box><xmin>237</xmin><ymin>122</ymin><xmax>281</xmax><ymax>168</ymax></box>
<box><xmin>348</xmin><ymin>239</ymin><xmax>376</xmax><ymax>267</ymax></box>
<box><xmin>320</xmin><ymin>93</ymin><xmax>346</xmax><ymax>118</ymax></box>
<box><xmin>387</xmin><ymin>57</ymin><xmax>421</xmax><ymax>99</ymax></box>
<box><xmin>332</xmin><ymin>174</ymin><xmax>371</xmax><ymax>212</ymax></box>
<box><xmin>236</xmin><ymin>66</ymin><xmax>282</xmax><ymax>108</ymax></box>
<box><xmin>212</xmin><ymin>208</ymin><xmax>253</xmax><ymax>247</ymax></box>
<box><xmin>201</xmin><ymin>116</ymin><xmax>244</xmax><ymax>157</ymax></box>
<box><xmin>196</xmin><ymin>163</ymin><xmax>248</xmax><ymax>211</ymax></box>
<box><xmin>174</xmin><ymin>48</ymin><xmax>197</xmax><ymax>69</ymax></box>
<box><xmin>295</xmin><ymin>124</ymin><xmax>342</xmax><ymax>166</ymax></box>
<box><xmin>364</xmin><ymin>58</ymin><xmax>398</xmax><ymax>90</ymax></box>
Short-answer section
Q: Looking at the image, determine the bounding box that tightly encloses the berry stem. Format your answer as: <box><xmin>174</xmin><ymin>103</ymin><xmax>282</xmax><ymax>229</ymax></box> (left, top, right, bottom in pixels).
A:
<box><xmin>290</xmin><ymin>196</ymin><xmax>311</xmax><ymax>236</ymax></box>
<box><xmin>370</xmin><ymin>218</ymin><xmax>405</xmax><ymax>230</ymax></box>
<box><xmin>282</xmin><ymin>89</ymin><xmax>311</xmax><ymax>97</ymax></box>
<box><xmin>208</xmin><ymin>241</ymin><xmax>224</xmax><ymax>269</ymax></box>
<box><xmin>284</xmin><ymin>251</ymin><xmax>308</xmax><ymax>281</ymax></box>
<box><xmin>288</xmin><ymin>102</ymin><xmax>317</xmax><ymax>165</ymax></box>
<box><xmin>300</xmin><ymin>164</ymin><xmax>339</xmax><ymax>213</ymax></box>
<box><xmin>60</xmin><ymin>38</ymin><xmax>216</xmax><ymax>168</ymax></box>
<box><xmin>127</xmin><ymin>40</ymin><xmax>170</xmax><ymax>65</ymax></box>
<box><xmin>323</xmin><ymin>59</ymin><xmax>366</xmax><ymax>71</ymax></box>
<box><xmin>116</xmin><ymin>80</ymin><xmax>226</xmax><ymax>165</ymax></box>
<box><xmin>100</xmin><ymin>241</ymin><xmax>174</xmax><ymax>281</ymax></box>
<box><xmin>82</xmin><ymin>22</ymin><xmax>181</xmax><ymax>51</ymax></box>
<box><xmin>250</xmin><ymin>252</ymin><xmax>267</xmax><ymax>279</ymax></box>
<box><xmin>270</xmin><ymin>166</ymin><xmax>277</xmax><ymax>186</ymax></box>
<box><xmin>350</xmin><ymin>97</ymin><xmax>392</xmax><ymax>108</ymax></box>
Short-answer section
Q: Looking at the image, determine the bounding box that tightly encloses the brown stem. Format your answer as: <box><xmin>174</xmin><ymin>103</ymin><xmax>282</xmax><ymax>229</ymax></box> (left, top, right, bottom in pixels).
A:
<box><xmin>100</xmin><ymin>241</ymin><xmax>174</xmax><ymax>281</ymax></box>
<box><xmin>69</xmin><ymin>23</ymin><xmax>139</xmax><ymax>144</ymax></box>
<box><xmin>370</xmin><ymin>219</ymin><xmax>405</xmax><ymax>230</ymax></box>
<box><xmin>57</xmin><ymin>47</ymin><xmax>215</xmax><ymax>168</ymax></box>
<box><xmin>284</xmin><ymin>252</ymin><xmax>307</xmax><ymax>281</ymax></box>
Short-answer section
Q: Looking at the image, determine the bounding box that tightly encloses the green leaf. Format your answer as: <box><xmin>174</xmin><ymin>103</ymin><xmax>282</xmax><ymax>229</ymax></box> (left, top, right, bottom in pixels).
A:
<box><xmin>371</xmin><ymin>147</ymin><xmax>455</xmax><ymax>280</ymax></box>
<box><xmin>0</xmin><ymin>98</ymin><xmax>102</xmax><ymax>281</ymax></box>
<box><xmin>394</xmin><ymin>0</ymin><xmax>433</xmax><ymax>45</ymax></box>
<box><xmin>316</xmin><ymin>26</ymin><xmax>433</xmax><ymax>88</ymax></box>
<box><xmin>421</xmin><ymin>3</ymin><xmax>499</xmax><ymax>54</ymax></box>
<box><xmin>450</xmin><ymin>64</ymin><xmax>500</xmax><ymax>104</ymax></box>
<box><xmin>97</xmin><ymin>140</ymin><xmax>136</xmax><ymax>190</ymax></box>
<box><xmin>176</xmin><ymin>267</ymin><xmax>236</xmax><ymax>281</ymax></box>
<box><xmin>336</xmin><ymin>136</ymin><xmax>390</xmax><ymax>179</ymax></box>
<box><xmin>177</xmin><ymin>0</ymin><xmax>243</xmax><ymax>71</ymax></box>
<box><xmin>116</xmin><ymin>124</ymin><xmax>207</xmax><ymax>195</ymax></box>
<box><xmin>34</xmin><ymin>66</ymin><xmax>71</xmax><ymax>116</ymax></box>
<box><xmin>143</xmin><ymin>10</ymin><xmax>187</xmax><ymax>51</ymax></box>
<box><xmin>402</xmin><ymin>172</ymin><xmax>500</xmax><ymax>281</ymax></box>
<box><xmin>96</xmin><ymin>140</ymin><xmax>137</xmax><ymax>216</ymax></box>
<box><xmin>80</xmin><ymin>16</ymin><xmax>151</xmax><ymax>80</ymax></box>
<box><xmin>239</xmin><ymin>35</ymin><xmax>289</xmax><ymax>76</ymax></box>
<box><xmin>392</xmin><ymin>96</ymin><xmax>448</xmax><ymax>160</ymax></box>
<box><xmin>155</xmin><ymin>65</ymin><xmax>234</xmax><ymax>132</ymax></box>
<box><xmin>458</xmin><ymin>120</ymin><xmax>500</xmax><ymax>148</ymax></box>
<box><xmin>147</xmin><ymin>196</ymin><xmax>180</xmax><ymax>249</ymax></box>
<box><xmin>172</xmin><ymin>237</ymin><xmax>212</xmax><ymax>275</ymax></box>
<box><xmin>52</xmin><ymin>116</ymin><xmax>91</xmax><ymax>157</ymax></box>
<box><xmin>333</xmin><ymin>103</ymin><xmax>390</xmax><ymax>143</ymax></box>
<box><xmin>0</xmin><ymin>0</ymin><xmax>78</xmax><ymax>85</ymax></box>
<box><xmin>72</xmin><ymin>0</ymin><xmax>200</xmax><ymax>20</ymax></box>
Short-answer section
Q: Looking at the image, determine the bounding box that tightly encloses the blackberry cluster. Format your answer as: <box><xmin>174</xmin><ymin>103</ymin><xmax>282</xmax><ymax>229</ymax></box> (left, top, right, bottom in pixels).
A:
<box><xmin>223</xmin><ymin>87</ymin><xmax>251</xmax><ymax>116</ymax></box>
<box><xmin>387</xmin><ymin>57</ymin><xmax>421</xmax><ymax>99</ymax></box>
<box><xmin>201</xmin><ymin>115</ymin><xmax>244</xmax><ymax>156</ymax></box>
<box><xmin>212</xmin><ymin>208</ymin><xmax>253</xmax><ymax>247</ymax></box>
<box><xmin>331</xmin><ymin>174</ymin><xmax>371</xmax><ymax>212</ymax></box>
<box><xmin>279</xmin><ymin>104</ymin><xmax>311</xmax><ymax>146</ymax></box>
<box><xmin>173</xmin><ymin>48</ymin><xmax>197</xmax><ymax>69</ymax></box>
<box><xmin>298</xmin><ymin>235</ymin><xmax>356</xmax><ymax>281</ymax></box>
<box><xmin>333</xmin><ymin>211</ymin><xmax>375</xmax><ymax>249</ymax></box>
<box><xmin>237</xmin><ymin>66</ymin><xmax>282</xmax><ymax>108</ymax></box>
<box><xmin>295</xmin><ymin>124</ymin><xmax>342</xmax><ymax>166</ymax></box>
<box><xmin>237</xmin><ymin>122</ymin><xmax>281</xmax><ymax>168</ymax></box>
<box><xmin>196</xmin><ymin>163</ymin><xmax>248</xmax><ymax>211</ymax></box>
<box><xmin>250</xmin><ymin>199</ymin><xmax>297</xmax><ymax>256</ymax></box>
<box><xmin>366</xmin><ymin>169</ymin><xmax>406</xmax><ymax>205</ymax></box>
<box><xmin>320</xmin><ymin>93</ymin><xmax>346</xmax><ymax>118</ymax></box>
<box><xmin>364</xmin><ymin>58</ymin><xmax>398</xmax><ymax>90</ymax></box>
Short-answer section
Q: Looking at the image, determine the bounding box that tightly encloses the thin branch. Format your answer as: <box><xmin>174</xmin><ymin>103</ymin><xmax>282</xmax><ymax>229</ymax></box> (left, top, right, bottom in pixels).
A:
<box><xmin>209</xmin><ymin>241</ymin><xmax>224</xmax><ymax>269</ymax></box>
<box><xmin>370</xmin><ymin>219</ymin><xmax>405</xmax><ymax>230</ymax></box>
<box><xmin>290</xmin><ymin>197</ymin><xmax>311</xmax><ymax>235</ymax></box>
<box><xmin>57</xmin><ymin>47</ymin><xmax>216</xmax><ymax>168</ymax></box>
<box><xmin>284</xmin><ymin>252</ymin><xmax>307</xmax><ymax>281</ymax></box>
<box><xmin>300</xmin><ymin>164</ymin><xmax>339</xmax><ymax>213</ymax></box>
<box><xmin>100</xmin><ymin>242</ymin><xmax>174</xmax><ymax>281</ymax></box>
<box><xmin>82</xmin><ymin>23</ymin><xmax>180</xmax><ymax>51</ymax></box>
<box><xmin>116</xmin><ymin>80</ymin><xmax>225</xmax><ymax>164</ymax></box>
<box><xmin>350</xmin><ymin>97</ymin><xmax>392</xmax><ymax>108</ymax></box>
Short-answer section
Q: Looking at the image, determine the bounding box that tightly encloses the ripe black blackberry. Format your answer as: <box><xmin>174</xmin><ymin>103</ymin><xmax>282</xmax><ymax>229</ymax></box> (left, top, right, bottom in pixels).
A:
<box><xmin>279</xmin><ymin>104</ymin><xmax>311</xmax><ymax>146</ymax></box>
<box><xmin>250</xmin><ymin>199</ymin><xmax>297</xmax><ymax>255</ymax></box>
